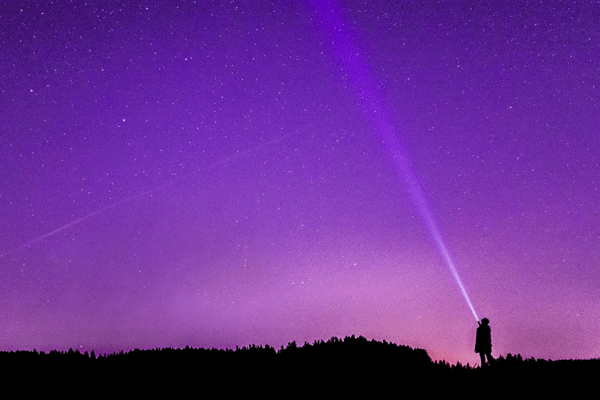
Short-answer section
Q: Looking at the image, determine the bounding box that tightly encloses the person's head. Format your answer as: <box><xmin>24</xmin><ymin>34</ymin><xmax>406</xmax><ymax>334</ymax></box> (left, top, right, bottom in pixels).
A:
<box><xmin>481</xmin><ymin>318</ymin><xmax>489</xmax><ymax>325</ymax></box>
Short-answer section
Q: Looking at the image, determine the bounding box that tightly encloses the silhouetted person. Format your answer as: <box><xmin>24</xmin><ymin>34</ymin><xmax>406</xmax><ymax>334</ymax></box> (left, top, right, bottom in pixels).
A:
<box><xmin>475</xmin><ymin>318</ymin><xmax>493</xmax><ymax>367</ymax></box>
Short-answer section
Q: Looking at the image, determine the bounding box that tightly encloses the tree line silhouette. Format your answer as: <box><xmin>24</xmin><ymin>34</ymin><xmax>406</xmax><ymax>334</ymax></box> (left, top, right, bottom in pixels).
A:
<box><xmin>2</xmin><ymin>335</ymin><xmax>598</xmax><ymax>397</ymax></box>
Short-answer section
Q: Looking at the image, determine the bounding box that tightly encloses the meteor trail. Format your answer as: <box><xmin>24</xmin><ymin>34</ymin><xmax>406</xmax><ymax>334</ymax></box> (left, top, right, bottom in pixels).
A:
<box><xmin>0</xmin><ymin>135</ymin><xmax>289</xmax><ymax>258</ymax></box>
<box><xmin>312</xmin><ymin>0</ymin><xmax>479</xmax><ymax>321</ymax></box>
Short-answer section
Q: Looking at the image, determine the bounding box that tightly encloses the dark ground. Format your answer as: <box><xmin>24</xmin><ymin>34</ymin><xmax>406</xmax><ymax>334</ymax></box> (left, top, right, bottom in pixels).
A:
<box><xmin>2</xmin><ymin>335</ymin><xmax>597</xmax><ymax>398</ymax></box>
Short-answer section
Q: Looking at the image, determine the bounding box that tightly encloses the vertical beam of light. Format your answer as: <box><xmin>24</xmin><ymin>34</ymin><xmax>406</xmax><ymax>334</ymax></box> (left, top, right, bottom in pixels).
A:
<box><xmin>311</xmin><ymin>0</ymin><xmax>479</xmax><ymax>321</ymax></box>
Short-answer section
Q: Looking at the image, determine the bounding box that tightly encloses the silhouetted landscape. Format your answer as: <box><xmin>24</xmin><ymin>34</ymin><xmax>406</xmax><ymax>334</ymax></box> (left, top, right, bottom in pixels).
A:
<box><xmin>3</xmin><ymin>335</ymin><xmax>598</xmax><ymax>397</ymax></box>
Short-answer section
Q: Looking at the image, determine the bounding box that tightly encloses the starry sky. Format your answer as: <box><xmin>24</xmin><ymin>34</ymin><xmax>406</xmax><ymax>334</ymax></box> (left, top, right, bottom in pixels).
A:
<box><xmin>1</xmin><ymin>0</ymin><xmax>599</xmax><ymax>364</ymax></box>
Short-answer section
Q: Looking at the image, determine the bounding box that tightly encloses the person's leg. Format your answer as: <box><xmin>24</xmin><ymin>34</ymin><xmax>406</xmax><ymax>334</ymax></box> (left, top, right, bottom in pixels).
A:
<box><xmin>480</xmin><ymin>353</ymin><xmax>486</xmax><ymax>367</ymax></box>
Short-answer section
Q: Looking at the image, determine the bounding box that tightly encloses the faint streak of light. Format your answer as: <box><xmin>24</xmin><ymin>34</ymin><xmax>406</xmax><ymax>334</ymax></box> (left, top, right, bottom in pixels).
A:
<box><xmin>0</xmin><ymin>134</ymin><xmax>291</xmax><ymax>258</ymax></box>
<box><xmin>310</xmin><ymin>0</ymin><xmax>479</xmax><ymax>321</ymax></box>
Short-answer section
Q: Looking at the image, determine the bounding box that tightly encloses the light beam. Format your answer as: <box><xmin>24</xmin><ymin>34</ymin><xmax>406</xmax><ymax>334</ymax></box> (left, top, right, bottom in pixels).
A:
<box><xmin>311</xmin><ymin>0</ymin><xmax>479</xmax><ymax>321</ymax></box>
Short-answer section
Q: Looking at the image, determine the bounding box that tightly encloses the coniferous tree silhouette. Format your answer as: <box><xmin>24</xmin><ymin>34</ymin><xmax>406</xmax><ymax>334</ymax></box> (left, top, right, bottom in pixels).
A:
<box><xmin>2</xmin><ymin>337</ymin><xmax>599</xmax><ymax>397</ymax></box>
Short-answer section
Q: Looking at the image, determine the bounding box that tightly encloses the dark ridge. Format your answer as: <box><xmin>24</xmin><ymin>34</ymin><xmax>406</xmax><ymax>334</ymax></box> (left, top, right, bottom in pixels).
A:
<box><xmin>2</xmin><ymin>336</ymin><xmax>598</xmax><ymax>397</ymax></box>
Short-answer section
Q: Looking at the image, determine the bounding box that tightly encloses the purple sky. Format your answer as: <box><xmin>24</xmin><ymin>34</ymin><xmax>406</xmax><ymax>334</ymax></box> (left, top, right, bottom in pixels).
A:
<box><xmin>1</xmin><ymin>0</ymin><xmax>599</xmax><ymax>364</ymax></box>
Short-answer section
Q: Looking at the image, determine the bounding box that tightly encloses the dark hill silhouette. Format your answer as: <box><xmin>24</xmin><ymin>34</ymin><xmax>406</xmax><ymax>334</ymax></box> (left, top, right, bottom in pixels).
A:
<box><xmin>1</xmin><ymin>336</ymin><xmax>598</xmax><ymax>397</ymax></box>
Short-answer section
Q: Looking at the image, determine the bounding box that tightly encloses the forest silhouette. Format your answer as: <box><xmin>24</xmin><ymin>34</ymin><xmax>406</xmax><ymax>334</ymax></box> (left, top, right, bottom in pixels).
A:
<box><xmin>2</xmin><ymin>335</ymin><xmax>597</xmax><ymax>397</ymax></box>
